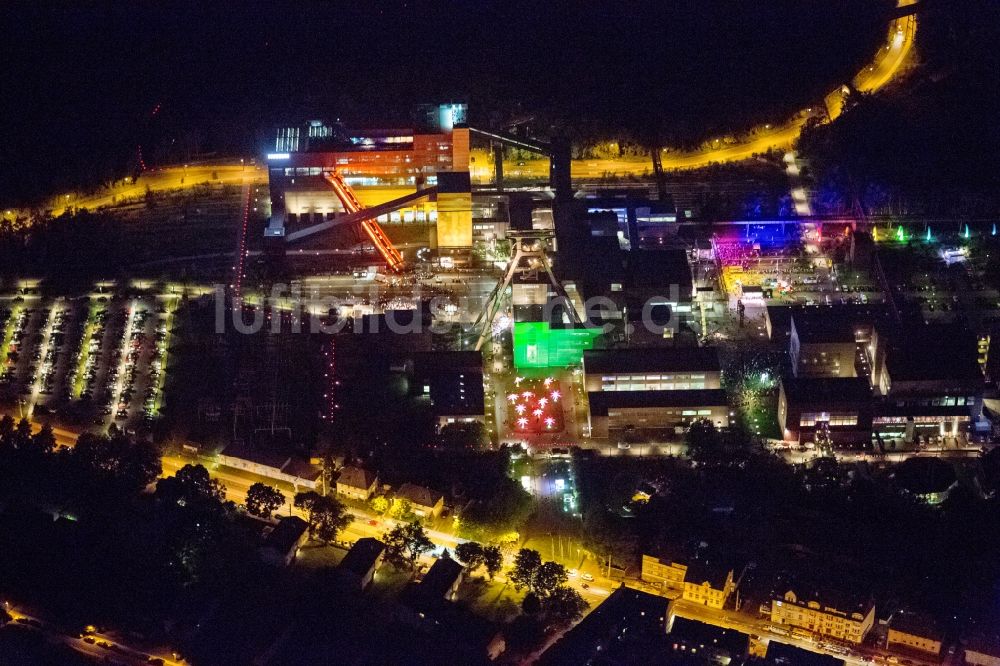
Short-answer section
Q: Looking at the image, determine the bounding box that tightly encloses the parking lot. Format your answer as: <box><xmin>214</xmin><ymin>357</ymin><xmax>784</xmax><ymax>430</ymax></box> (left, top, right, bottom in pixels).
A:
<box><xmin>0</xmin><ymin>285</ymin><xmax>176</xmax><ymax>434</ymax></box>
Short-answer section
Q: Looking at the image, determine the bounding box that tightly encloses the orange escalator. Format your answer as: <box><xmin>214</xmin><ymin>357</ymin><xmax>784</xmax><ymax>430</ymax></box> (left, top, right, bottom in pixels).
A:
<box><xmin>323</xmin><ymin>171</ymin><xmax>404</xmax><ymax>271</ymax></box>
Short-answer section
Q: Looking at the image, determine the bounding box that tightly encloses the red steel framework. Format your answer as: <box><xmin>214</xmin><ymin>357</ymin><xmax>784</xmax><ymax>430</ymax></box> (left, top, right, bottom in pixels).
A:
<box><xmin>323</xmin><ymin>171</ymin><xmax>405</xmax><ymax>271</ymax></box>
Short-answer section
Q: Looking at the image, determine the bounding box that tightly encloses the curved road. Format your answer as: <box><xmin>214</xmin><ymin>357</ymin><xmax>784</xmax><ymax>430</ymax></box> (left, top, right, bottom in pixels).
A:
<box><xmin>12</xmin><ymin>5</ymin><xmax>918</xmax><ymax>219</ymax></box>
<box><xmin>476</xmin><ymin>8</ymin><xmax>916</xmax><ymax>179</ymax></box>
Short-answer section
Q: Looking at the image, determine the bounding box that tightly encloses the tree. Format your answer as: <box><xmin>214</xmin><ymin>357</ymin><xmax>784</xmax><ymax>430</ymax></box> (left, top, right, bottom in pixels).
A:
<box><xmin>542</xmin><ymin>586</ymin><xmax>588</xmax><ymax>626</ymax></box>
<box><xmin>455</xmin><ymin>541</ymin><xmax>485</xmax><ymax>571</ymax></box>
<box><xmin>370</xmin><ymin>495</ymin><xmax>390</xmax><ymax>515</ymax></box>
<box><xmin>245</xmin><ymin>482</ymin><xmax>284</xmax><ymax>519</ymax></box>
<box><xmin>383</xmin><ymin>521</ymin><xmax>434</xmax><ymax>570</ymax></box>
<box><xmin>509</xmin><ymin>548</ymin><xmax>542</xmax><ymax>592</ymax></box>
<box><xmin>0</xmin><ymin>414</ymin><xmax>14</xmax><ymax>444</ymax></box>
<box><xmin>521</xmin><ymin>592</ymin><xmax>542</xmax><ymax>615</ymax></box>
<box><xmin>509</xmin><ymin>548</ymin><xmax>569</xmax><ymax>597</ymax></box>
<box><xmin>156</xmin><ymin>463</ymin><xmax>226</xmax><ymax>505</ymax></box>
<box><xmin>504</xmin><ymin>615</ymin><xmax>546</xmax><ymax>656</ymax></box>
<box><xmin>293</xmin><ymin>491</ymin><xmax>321</xmax><ymax>518</ymax></box>
<box><xmin>13</xmin><ymin>417</ymin><xmax>32</xmax><ymax>448</ymax></box>
<box><xmin>533</xmin><ymin>561</ymin><xmax>568</xmax><ymax>598</ymax></box>
<box><xmin>30</xmin><ymin>423</ymin><xmax>56</xmax><ymax>455</ymax></box>
<box><xmin>294</xmin><ymin>491</ymin><xmax>351</xmax><ymax>544</ymax></box>
<box><xmin>73</xmin><ymin>431</ymin><xmax>161</xmax><ymax>491</ymax></box>
<box><xmin>685</xmin><ymin>419</ymin><xmax>720</xmax><ymax>461</ymax></box>
<box><xmin>482</xmin><ymin>544</ymin><xmax>503</xmax><ymax>580</ymax></box>
<box><xmin>459</xmin><ymin>481</ymin><xmax>533</xmax><ymax>539</ymax></box>
<box><xmin>438</xmin><ymin>422</ymin><xmax>489</xmax><ymax>450</ymax></box>
<box><xmin>389</xmin><ymin>498</ymin><xmax>416</xmax><ymax>521</ymax></box>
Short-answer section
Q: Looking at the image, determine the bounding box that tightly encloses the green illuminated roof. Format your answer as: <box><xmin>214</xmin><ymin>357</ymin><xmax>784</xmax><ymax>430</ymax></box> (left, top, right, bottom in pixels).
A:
<box><xmin>513</xmin><ymin>322</ymin><xmax>601</xmax><ymax>369</ymax></box>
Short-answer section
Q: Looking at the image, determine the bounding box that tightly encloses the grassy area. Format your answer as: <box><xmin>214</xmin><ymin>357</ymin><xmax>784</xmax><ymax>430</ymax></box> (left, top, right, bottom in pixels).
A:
<box><xmin>297</xmin><ymin>542</ymin><xmax>347</xmax><ymax>569</ymax></box>
<box><xmin>0</xmin><ymin>302</ymin><xmax>22</xmax><ymax>371</ymax></box>
<box><xmin>152</xmin><ymin>296</ymin><xmax>178</xmax><ymax>415</ymax></box>
<box><xmin>742</xmin><ymin>394</ymin><xmax>781</xmax><ymax>439</ymax></box>
<box><xmin>69</xmin><ymin>299</ymin><xmax>99</xmax><ymax>399</ymax></box>
<box><xmin>458</xmin><ymin>574</ymin><xmax>523</xmax><ymax>623</ymax></box>
<box><xmin>368</xmin><ymin>566</ymin><xmax>414</xmax><ymax>602</ymax></box>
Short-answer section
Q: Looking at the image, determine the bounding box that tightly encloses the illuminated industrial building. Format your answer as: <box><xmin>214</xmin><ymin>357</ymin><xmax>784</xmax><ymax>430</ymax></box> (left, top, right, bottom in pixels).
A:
<box><xmin>583</xmin><ymin>348</ymin><xmax>722</xmax><ymax>393</ymax></box>
<box><xmin>790</xmin><ymin>311</ymin><xmax>862</xmax><ymax>378</ymax></box>
<box><xmin>587</xmin><ymin>389</ymin><xmax>730</xmax><ymax>439</ymax></box>
<box><xmin>778</xmin><ymin>376</ymin><xmax>873</xmax><ymax>446</ymax></box>
<box><xmin>583</xmin><ymin>347</ymin><xmax>730</xmax><ymax>438</ymax></box>
<box><xmin>512</xmin><ymin>322</ymin><xmax>601</xmax><ymax>369</ymax></box>
<box><xmin>869</xmin><ymin>323</ymin><xmax>986</xmax><ymax>445</ymax></box>
<box><xmin>265</xmin><ymin>103</ymin><xmax>473</xmax><ymax>251</ymax></box>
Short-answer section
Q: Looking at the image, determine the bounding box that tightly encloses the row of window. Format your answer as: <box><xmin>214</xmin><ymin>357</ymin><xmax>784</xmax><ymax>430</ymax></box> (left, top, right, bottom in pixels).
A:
<box><xmin>775</xmin><ymin>611</ymin><xmax>863</xmax><ymax>635</ymax></box>
<box><xmin>874</xmin><ymin>415</ymin><xmax>970</xmax><ymax>425</ymax></box>
<box><xmin>602</xmin><ymin>381</ymin><xmax>707</xmax><ymax>392</ymax></box>
<box><xmin>272</xmin><ymin>173</ymin><xmax>438</xmax><ymax>189</ymax></box>
<box><xmin>799</xmin><ymin>355</ymin><xmax>843</xmax><ymax>365</ymax></box>
<box><xmin>799</xmin><ymin>412</ymin><xmax>859</xmax><ymax>427</ymax></box>
<box><xmin>893</xmin><ymin>396</ymin><xmax>974</xmax><ymax>407</ymax></box>
<box><xmin>308</xmin><ymin>124</ymin><xmax>334</xmax><ymax>138</ymax></box>
<box><xmin>279</xmin><ymin>162</ymin><xmax>428</xmax><ymax>177</ymax></box>
<box><xmin>376</xmin><ymin>210</ymin><xmax>437</xmax><ymax>224</ymax></box>
<box><xmin>599</xmin><ymin>374</ymin><xmax>710</xmax><ymax>393</ymax></box>
<box><xmin>606</xmin><ymin>409</ymin><xmax>715</xmax><ymax>418</ymax></box>
<box><xmin>349</xmin><ymin>135</ymin><xmax>413</xmax><ymax>145</ymax></box>
<box><xmin>275</xmin><ymin>127</ymin><xmax>300</xmax><ymax>153</ymax></box>
<box><xmin>287</xmin><ymin>209</ymin><xmax>439</xmax><ymax>224</ymax></box>
<box><xmin>601</xmin><ymin>374</ymin><xmax>708</xmax><ymax>381</ymax></box>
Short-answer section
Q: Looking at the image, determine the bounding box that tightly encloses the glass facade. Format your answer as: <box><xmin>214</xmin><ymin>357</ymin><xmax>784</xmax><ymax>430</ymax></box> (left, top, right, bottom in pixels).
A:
<box><xmin>799</xmin><ymin>412</ymin><xmax>859</xmax><ymax>427</ymax></box>
<box><xmin>600</xmin><ymin>373</ymin><xmax>707</xmax><ymax>392</ymax></box>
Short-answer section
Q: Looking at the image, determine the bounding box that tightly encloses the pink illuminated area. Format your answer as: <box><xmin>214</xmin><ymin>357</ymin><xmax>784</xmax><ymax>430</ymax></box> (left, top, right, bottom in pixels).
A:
<box><xmin>507</xmin><ymin>377</ymin><xmax>565</xmax><ymax>434</ymax></box>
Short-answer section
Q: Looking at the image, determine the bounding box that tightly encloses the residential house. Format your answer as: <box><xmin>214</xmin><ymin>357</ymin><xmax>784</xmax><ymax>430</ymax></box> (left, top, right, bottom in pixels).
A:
<box><xmin>397</xmin><ymin>556</ymin><xmax>503</xmax><ymax>661</ymax></box>
<box><xmin>770</xmin><ymin>588</ymin><xmax>875</xmax><ymax>644</ymax></box>
<box><xmin>886</xmin><ymin>611</ymin><xmax>944</xmax><ymax>658</ymax></box>
<box><xmin>336</xmin><ymin>466</ymin><xmax>378</xmax><ymax>501</ymax></box>
<box><xmin>336</xmin><ymin>537</ymin><xmax>385</xmax><ymax>591</ymax></box>
<box><xmin>396</xmin><ymin>483</ymin><xmax>445</xmax><ymax>519</ymax></box>
<box><xmin>538</xmin><ymin>585</ymin><xmax>671</xmax><ymax>665</ymax></box>
<box><xmin>641</xmin><ymin>553</ymin><xmax>736</xmax><ymax>610</ymax></box>
<box><xmin>682</xmin><ymin>560</ymin><xmax>737</xmax><ymax>610</ymax></box>
<box><xmin>258</xmin><ymin>516</ymin><xmax>309</xmax><ymax>567</ymax></box>
<box><xmin>666</xmin><ymin>617</ymin><xmax>750</xmax><ymax>664</ymax></box>
<box><xmin>419</xmin><ymin>556</ymin><xmax>464</xmax><ymax>602</ymax></box>
<box><xmin>963</xmin><ymin>632</ymin><xmax>1000</xmax><ymax>666</ymax></box>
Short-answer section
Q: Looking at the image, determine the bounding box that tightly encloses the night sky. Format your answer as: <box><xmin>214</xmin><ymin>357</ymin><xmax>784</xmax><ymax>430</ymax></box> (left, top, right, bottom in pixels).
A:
<box><xmin>1</xmin><ymin>1</ymin><xmax>889</xmax><ymax>202</ymax></box>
